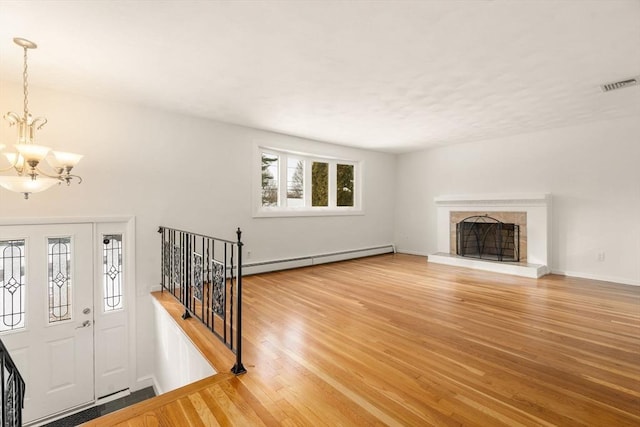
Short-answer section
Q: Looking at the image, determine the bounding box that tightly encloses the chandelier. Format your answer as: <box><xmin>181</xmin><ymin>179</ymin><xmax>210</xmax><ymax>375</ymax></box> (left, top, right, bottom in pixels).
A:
<box><xmin>0</xmin><ymin>37</ymin><xmax>82</xmax><ymax>199</ymax></box>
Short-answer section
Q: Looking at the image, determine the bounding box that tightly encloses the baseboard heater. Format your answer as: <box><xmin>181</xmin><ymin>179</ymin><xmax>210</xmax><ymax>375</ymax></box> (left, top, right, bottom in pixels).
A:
<box><xmin>243</xmin><ymin>244</ymin><xmax>395</xmax><ymax>276</ymax></box>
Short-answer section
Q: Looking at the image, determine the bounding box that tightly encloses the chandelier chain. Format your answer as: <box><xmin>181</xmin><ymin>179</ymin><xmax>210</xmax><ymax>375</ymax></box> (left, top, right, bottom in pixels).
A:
<box><xmin>22</xmin><ymin>46</ymin><xmax>29</xmax><ymax>118</ymax></box>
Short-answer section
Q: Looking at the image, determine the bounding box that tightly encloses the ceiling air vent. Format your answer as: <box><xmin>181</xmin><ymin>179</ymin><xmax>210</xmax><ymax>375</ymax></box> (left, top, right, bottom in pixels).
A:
<box><xmin>600</xmin><ymin>77</ymin><xmax>639</xmax><ymax>92</ymax></box>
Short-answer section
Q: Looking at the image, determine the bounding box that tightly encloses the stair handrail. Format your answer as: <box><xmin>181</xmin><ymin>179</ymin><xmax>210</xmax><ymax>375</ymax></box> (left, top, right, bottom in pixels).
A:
<box><xmin>158</xmin><ymin>226</ymin><xmax>246</xmax><ymax>375</ymax></box>
<box><xmin>0</xmin><ymin>338</ymin><xmax>26</xmax><ymax>427</ymax></box>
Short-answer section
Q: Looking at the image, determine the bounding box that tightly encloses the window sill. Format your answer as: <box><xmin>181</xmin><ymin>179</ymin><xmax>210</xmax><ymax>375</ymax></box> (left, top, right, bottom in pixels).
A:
<box><xmin>253</xmin><ymin>208</ymin><xmax>364</xmax><ymax>218</ymax></box>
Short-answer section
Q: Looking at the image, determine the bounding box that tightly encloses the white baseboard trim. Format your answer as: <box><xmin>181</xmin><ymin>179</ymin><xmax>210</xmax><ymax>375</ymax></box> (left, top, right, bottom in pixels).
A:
<box><xmin>152</xmin><ymin>376</ymin><xmax>163</xmax><ymax>396</ymax></box>
<box><xmin>135</xmin><ymin>374</ymin><xmax>159</xmax><ymax>394</ymax></box>
<box><xmin>243</xmin><ymin>244</ymin><xmax>395</xmax><ymax>275</ymax></box>
<box><xmin>551</xmin><ymin>269</ymin><xmax>639</xmax><ymax>287</ymax></box>
<box><xmin>396</xmin><ymin>249</ymin><xmax>430</xmax><ymax>257</ymax></box>
<box><xmin>394</xmin><ymin>251</ymin><xmax>637</xmax><ymax>286</ymax></box>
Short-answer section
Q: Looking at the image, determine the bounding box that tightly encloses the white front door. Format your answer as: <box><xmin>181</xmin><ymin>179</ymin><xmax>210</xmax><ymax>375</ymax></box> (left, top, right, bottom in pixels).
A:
<box><xmin>0</xmin><ymin>223</ymin><xmax>94</xmax><ymax>424</ymax></box>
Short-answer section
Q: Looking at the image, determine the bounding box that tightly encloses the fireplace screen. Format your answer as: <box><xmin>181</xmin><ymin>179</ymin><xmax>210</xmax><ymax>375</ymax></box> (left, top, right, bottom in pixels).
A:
<box><xmin>456</xmin><ymin>215</ymin><xmax>520</xmax><ymax>262</ymax></box>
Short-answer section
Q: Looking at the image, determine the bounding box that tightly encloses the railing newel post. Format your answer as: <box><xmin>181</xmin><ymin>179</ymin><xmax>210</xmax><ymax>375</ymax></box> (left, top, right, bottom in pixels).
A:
<box><xmin>159</xmin><ymin>226</ymin><xmax>165</xmax><ymax>293</ymax></box>
<box><xmin>231</xmin><ymin>227</ymin><xmax>247</xmax><ymax>375</ymax></box>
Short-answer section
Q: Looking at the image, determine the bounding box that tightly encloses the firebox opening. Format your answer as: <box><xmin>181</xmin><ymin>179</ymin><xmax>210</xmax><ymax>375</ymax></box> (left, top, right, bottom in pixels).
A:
<box><xmin>456</xmin><ymin>215</ymin><xmax>520</xmax><ymax>262</ymax></box>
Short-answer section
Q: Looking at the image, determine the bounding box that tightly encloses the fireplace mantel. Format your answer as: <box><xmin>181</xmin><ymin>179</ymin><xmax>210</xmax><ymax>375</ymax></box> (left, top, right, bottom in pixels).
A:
<box><xmin>434</xmin><ymin>193</ymin><xmax>551</xmax><ymax>206</ymax></box>
<box><xmin>430</xmin><ymin>193</ymin><xmax>552</xmax><ymax>278</ymax></box>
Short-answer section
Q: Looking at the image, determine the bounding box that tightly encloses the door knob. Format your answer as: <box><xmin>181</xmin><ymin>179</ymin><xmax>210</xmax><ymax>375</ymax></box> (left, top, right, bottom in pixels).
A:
<box><xmin>76</xmin><ymin>320</ymin><xmax>92</xmax><ymax>329</ymax></box>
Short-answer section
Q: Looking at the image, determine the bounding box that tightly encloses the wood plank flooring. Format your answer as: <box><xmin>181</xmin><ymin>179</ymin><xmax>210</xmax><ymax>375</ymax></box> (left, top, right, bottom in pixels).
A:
<box><xmin>85</xmin><ymin>254</ymin><xmax>640</xmax><ymax>426</ymax></box>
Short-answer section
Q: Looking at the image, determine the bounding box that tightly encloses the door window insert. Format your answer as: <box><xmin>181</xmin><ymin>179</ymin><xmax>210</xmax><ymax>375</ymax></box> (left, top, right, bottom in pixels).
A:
<box><xmin>48</xmin><ymin>237</ymin><xmax>73</xmax><ymax>323</ymax></box>
<box><xmin>0</xmin><ymin>239</ymin><xmax>26</xmax><ymax>332</ymax></box>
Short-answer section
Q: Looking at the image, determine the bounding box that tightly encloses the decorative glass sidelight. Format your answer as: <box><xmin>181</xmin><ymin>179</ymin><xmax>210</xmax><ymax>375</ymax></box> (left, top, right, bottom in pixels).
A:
<box><xmin>103</xmin><ymin>234</ymin><xmax>124</xmax><ymax>312</ymax></box>
<box><xmin>48</xmin><ymin>237</ymin><xmax>72</xmax><ymax>323</ymax></box>
<box><xmin>0</xmin><ymin>240</ymin><xmax>26</xmax><ymax>332</ymax></box>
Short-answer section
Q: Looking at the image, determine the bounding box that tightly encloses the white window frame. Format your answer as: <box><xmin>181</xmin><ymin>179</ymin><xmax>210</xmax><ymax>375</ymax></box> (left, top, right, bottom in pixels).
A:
<box><xmin>254</xmin><ymin>146</ymin><xmax>363</xmax><ymax>218</ymax></box>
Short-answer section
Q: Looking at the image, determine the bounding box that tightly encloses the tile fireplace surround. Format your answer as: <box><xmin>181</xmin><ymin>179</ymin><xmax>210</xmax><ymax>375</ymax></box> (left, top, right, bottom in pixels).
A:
<box><xmin>429</xmin><ymin>194</ymin><xmax>551</xmax><ymax>278</ymax></box>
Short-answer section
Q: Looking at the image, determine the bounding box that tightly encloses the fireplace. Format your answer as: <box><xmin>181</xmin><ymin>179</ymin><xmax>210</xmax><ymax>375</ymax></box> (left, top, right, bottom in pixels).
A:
<box><xmin>450</xmin><ymin>210</ymin><xmax>527</xmax><ymax>262</ymax></box>
<box><xmin>456</xmin><ymin>215</ymin><xmax>520</xmax><ymax>262</ymax></box>
<box><xmin>430</xmin><ymin>194</ymin><xmax>551</xmax><ymax>278</ymax></box>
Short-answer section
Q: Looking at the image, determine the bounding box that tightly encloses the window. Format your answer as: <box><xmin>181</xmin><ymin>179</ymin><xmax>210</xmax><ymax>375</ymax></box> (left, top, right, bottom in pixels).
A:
<box><xmin>337</xmin><ymin>163</ymin><xmax>354</xmax><ymax>207</ymax></box>
<box><xmin>257</xmin><ymin>147</ymin><xmax>361</xmax><ymax>216</ymax></box>
<box><xmin>311</xmin><ymin>162</ymin><xmax>328</xmax><ymax>207</ymax></box>
<box><xmin>261</xmin><ymin>153</ymin><xmax>279</xmax><ymax>207</ymax></box>
<box><xmin>0</xmin><ymin>240</ymin><xmax>26</xmax><ymax>332</ymax></box>
<box><xmin>103</xmin><ymin>234</ymin><xmax>124</xmax><ymax>312</ymax></box>
<box><xmin>48</xmin><ymin>237</ymin><xmax>72</xmax><ymax>323</ymax></box>
<box><xmin>287</xmin><ymin>158</ymin><xmax>304</xmax><ymax>207</ymax></box>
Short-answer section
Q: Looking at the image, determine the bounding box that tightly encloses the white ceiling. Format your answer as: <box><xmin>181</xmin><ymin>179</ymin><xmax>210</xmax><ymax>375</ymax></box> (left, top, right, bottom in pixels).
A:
<box><xmin>0</xmin><ymin>0</ymin><xmax>638</xmax><ymax>153</ymax></box>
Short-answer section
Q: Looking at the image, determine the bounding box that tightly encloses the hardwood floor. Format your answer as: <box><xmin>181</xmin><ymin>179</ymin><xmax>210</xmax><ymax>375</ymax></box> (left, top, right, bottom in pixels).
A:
<box><xmin>85</xmin><ymin>254</ymin><xmax>640</xmax><ymax>426</ymax></box>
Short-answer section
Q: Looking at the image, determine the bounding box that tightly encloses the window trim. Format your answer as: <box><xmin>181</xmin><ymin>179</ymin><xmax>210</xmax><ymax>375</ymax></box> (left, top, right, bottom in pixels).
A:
<box><xmin>254</xmin><ymin>146</ymin><xmax>363</xmax><ymax>218</ymax></box>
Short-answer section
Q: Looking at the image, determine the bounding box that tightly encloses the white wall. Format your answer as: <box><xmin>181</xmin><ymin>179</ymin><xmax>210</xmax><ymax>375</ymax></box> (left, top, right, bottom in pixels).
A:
<box><xmin>152</xmin><ymin>298</ymin><xmax>215</xmax><ymax>394</ymax></box>
<box><xmin>394</xmin><ymin>116</ymin><xmax>640</xmax><ymax>285</ymax></box>
<box><xmin>0</xmin><ymin>80</ymin><xmax>397</xmax><ymax>387</ymax></box>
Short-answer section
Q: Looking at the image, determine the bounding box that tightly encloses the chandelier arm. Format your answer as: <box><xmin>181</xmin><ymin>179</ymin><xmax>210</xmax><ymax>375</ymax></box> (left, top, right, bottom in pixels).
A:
<box><xmin>33</xmin><ymin>165</ymin><xmax>83</xmax><ymax>185</ymax></box>
<box><xmin>33</xmin><ymin>165</ymin><xmax>64</xmax><ymax>180</ymax></box>
<box><xmin>32</xmin><ymin>117</ymin><xmax>48</xmax><ymax>130</ymax></box>
<box><xmin>0</xmin><ymin>155</ymin><xmax>23</xmax><ymax>172</ymax></box>
<box><xmin>0</xmin><ymin>165</ymin><xmax>19</xmax><ymax>172</ymax></box>
<box><xmin>4</xmin><ymin>112</ymin><xmax>20</xmax><ymax>125</ymax></box>
<box><xmin>65</xmin><ymin>174</ymin><xmax>83</xmax><ymax>184</ymax></box>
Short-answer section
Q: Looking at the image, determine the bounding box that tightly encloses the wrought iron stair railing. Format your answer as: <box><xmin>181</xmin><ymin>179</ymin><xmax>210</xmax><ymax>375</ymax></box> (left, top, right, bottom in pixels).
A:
<box><xmin>158</xmin><ymin>226</ymin><xmax>246</xmax><ymax>375</ymax></box>
<box><xmin>0</xmin><ymin>338</ymin><xmax>25</xmax><ymax>427</ymax></box>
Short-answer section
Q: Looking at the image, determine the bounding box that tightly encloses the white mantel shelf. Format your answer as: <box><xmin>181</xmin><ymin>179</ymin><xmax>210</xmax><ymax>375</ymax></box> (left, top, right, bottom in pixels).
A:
<box><xmin>434</xmin><ymin>193</ymin><xmax>551</xmax><ymax>206</ymax></box>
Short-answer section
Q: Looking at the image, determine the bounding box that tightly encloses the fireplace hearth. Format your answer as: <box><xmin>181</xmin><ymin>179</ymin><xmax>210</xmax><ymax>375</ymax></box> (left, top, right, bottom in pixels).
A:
<box><xmin>456</xmin><ymin>215</ymin><xmax>520</xmax><ymax>262</ymax></box>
